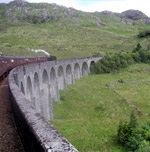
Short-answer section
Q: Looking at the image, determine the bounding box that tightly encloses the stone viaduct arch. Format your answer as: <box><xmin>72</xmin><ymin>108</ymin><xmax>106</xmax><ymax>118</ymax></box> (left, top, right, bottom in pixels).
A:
<box><xmin>8</xmin><ymin>56</ymin><xmax>103</xmax><ymax>151</ymax></box>
<box><xmin>74</xmin><ymin>63</ymin><xmax>80</xmax><ymax>79</ymax></box>
<box><xmin>21</xmin><ymin>82</ymin><xmax>25</xmax><ymax>95</ymax></box>
<box><xmin>50</xmin><ymin>67</ymin><xmax>58</xmax><ymax>101</ymax></box>
<box><xmin>42</xmin><ymin>69</ymin><xmax>52</xmax><ymax>120</ymax></box>
<box><xmin>66</xmin><ymin>64</ymin><xmax>72</xmax><ymax>85</ymax></box>
<box><xmin>58</xmin><ymin>66</ymin><xmax>65</xmax><ymax>90</ymax></box>
<box><xmin>16</xmin><ymin>56</ymin><xmax>103</xmax><ymax>120</ymax></box>
<box><xmin>34</xmin><ymin>72</ymin><xmax>41</xmax><ymax>113</ymax></box>
<box><xmin>26</xmin><ymin>76</ymin><xmax>32</xmax><ymax>101</ymax></box>
<box><xmin>82</xmin><ymin>62</ymin><xmax>88</xmax><ymax>76</ymax></box>
<box><xmin>90</xmin><ymin>61</ymin><xmax>96</xmax><ymax>72</ymax></box>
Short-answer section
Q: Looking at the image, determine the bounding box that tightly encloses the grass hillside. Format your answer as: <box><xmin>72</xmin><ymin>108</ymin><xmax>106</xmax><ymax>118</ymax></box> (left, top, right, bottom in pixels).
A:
<box><xmin>51</xmin><ymin>64</ymin><xmax>150</xmax><ymax>152</ymax></box>
<box><xmin>0</xmin><ymin>1</ymin><xmax>150</xmax><ymax>58</ymax></box>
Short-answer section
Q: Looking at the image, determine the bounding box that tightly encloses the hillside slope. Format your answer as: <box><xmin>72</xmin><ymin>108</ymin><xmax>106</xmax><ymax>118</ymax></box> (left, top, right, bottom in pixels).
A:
<box><xmin>0</xmin><ymin>0</ymin><xmax>150</xmax><ymax>58</ymax></box>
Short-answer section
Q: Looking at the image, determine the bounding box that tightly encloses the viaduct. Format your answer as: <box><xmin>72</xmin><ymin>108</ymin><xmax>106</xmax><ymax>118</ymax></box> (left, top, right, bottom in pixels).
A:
<box><xmin>8</xmin><ymin>56</ymin><xmax>103</xmax><ymax>151</ymax></box>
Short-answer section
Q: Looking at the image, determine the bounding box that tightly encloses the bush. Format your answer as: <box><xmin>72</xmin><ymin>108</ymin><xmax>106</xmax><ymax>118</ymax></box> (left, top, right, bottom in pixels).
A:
<box><xmin>91</xmin><ymin>52</ymin><xmax>135</xmax><ymax>74</ymax></box>
<box><xmin>118</xmin><ymin>79</ymin><xmax>124</xmax><ymax>83</ymax></box>
<box><xmin>95</xmin><ymin>102</ymin><xmax>105</xmax><ymax>111</ymax></box>
<box><xmin>126</xmin><ymin>133</ymin><xmax>144</xmax><ymax>151</ymax></box>
<box><xmin>138</xmin><ymin>31</ymin><xmax>150</xmax><ymax>38</ymax></box>
<box><xmin>128</xmin><ymin>111</ymin><xmax>138</xmax><ymax>130</ymax></box>
<box><xmin>91</xmin><ymin>43</ymin><xmax>150</xmax><ymax>74</ymax></box>
<box><xmin>117</xmin><ymin>111</ymin><xmax>138</xmax><ymax>145</ymax></box>
<box><xmin>117</xmin><ymin>111</ymin><xmax>148</xmax><ymax>151</ymax></box>
<box><xmin>117</xmin><ymin>111</ymin><xmax>150</xmax><ymax>151</ymax></box>
<box><xmin>118</xmin><ymin>121</ymin><xmax>130</xmax><ymax>144</ymax></box>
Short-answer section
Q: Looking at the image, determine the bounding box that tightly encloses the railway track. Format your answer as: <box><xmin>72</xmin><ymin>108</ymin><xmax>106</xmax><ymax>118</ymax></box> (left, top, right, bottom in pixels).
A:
<box><xmin>0</xmin><ymin>78</ymin><xmax>24</xmax><ymax>152</ymax></box>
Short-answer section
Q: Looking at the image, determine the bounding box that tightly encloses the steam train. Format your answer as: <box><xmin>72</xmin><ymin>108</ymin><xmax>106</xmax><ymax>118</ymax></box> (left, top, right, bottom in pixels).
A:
<box><xmin>0</xmin><ymin>54</ymin><xmax>56</xmax><ymax>81</ymax></box>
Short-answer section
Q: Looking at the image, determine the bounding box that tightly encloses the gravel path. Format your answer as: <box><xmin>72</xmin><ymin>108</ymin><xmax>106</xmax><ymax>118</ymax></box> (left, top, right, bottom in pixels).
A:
<box><xmin>0</xmin><ymin>78</ymin><xmax>24</xmax><ymax>152</ymax></box>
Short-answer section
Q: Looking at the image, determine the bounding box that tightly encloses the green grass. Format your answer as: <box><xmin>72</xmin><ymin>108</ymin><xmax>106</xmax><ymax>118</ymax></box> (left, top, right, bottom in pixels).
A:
<box><xmin>51</xmin><ymin>64</ymin><xmax>150</xmax><ymax>152</ymax></box>
<box><xmin>0</xmin><ymin>18</ymin><xmax>150</xmax><ymax>58</ymax></box>
<box><xmin>112</xmin><ymin>75</ymin><xmax>150</xmax><ymax>123</ymax></box>
<box><xmin>1</xmin><ymin>2</ymin><xmax>150</xmax><ymax>58</ymax></box>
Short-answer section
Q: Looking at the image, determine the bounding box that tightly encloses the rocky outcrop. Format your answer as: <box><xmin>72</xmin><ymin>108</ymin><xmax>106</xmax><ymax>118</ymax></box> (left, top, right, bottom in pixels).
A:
<box><xmin>119</xmin><ymin>10</ymin><xmax>150</xmax><ymax>24</ymax></box>
<box><xmin>120</xmin><ymin>10</ymin><xmax>147</xmax><ymax>20</ymax></box>
<box><xmin>0</xmin><ymin>0</ymin><xmax>150</xmax><ymax>25</ymax></box>
<box><xmin>8</xmin><ymin>0</ymin><xmax>28</xmax><ymax>7</ymax></box>
<box><xmin>98</xmin><ymin>9</ymin><xmax>150</xmax><ymax>25</ymax></box>
<box><xmin>1</xmin><ymin>0</ymin><xmax>82</xmax><ymax>24</ymax></box>
<box><xmin>100</xmin><ymin>11</ymin><xmax>115</xmax><ymax>17</ymax></box>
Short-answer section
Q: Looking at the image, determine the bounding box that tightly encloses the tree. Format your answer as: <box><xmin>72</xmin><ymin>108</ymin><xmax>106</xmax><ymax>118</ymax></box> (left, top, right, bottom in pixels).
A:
<box><xmin>117</xmin><ymin>111</ymin><xmax>139</xmax><ymax>145</ymax></box>
<box><xmin>129</xmin><ymin>111</ymin><xmax>138</xmax><ymax>130</ymax></box>
<box><xmin>118</xmin><ymin>121</ymin><xmax>130</xmax><ymax>144</ymax></box>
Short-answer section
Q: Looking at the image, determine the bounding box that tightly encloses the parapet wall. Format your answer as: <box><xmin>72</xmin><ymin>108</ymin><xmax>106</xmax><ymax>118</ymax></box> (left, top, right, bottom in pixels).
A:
<box><xmin>8</xmin><ymin>56</ymin><xmax>102</xmax><ymax>151</ymax></box>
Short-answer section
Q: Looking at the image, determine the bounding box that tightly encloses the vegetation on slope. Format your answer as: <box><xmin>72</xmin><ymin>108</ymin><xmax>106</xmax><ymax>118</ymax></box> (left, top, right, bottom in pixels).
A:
<box><xmin>0</xmin><ymin>1</ymin><xmax>150</xmax><ymax>58</ymax></box>
<box><xmin>138</xmin><ymin>30</ymin><xmax>150</xmax><ymax>38</ymax></box>
<box><xmin>91</xmin><ymin>43</ymin><xmax>150</xmax><ymax>74</ymax></box>
<box><xmin>0</xmin><ymin>19</ymin><xmax>150</xmax><ymax>58</ymax></box>
<box><xmin>118</xmin><ymin>111</ymin><xmax>150</xmax><ymax>152</ymax></box>
<box><xmin>51</xmin><ymin>64</ymin><xmax>150</xmax><ymax>152</ymax></box>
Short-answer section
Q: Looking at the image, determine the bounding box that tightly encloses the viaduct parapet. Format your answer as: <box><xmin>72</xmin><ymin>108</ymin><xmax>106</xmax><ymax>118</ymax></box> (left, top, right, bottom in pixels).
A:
<box><xmin>8</xmin><ymin>56</ymin><xmax>103</xmax><ymax>151</ymax></box>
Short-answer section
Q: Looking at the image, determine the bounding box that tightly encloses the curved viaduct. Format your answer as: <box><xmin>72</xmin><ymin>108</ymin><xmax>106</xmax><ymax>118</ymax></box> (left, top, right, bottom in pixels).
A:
<box><xmin>8</xmin><ymin>56</ymin><xmax>102</xmax><ymax>152</ymax></box>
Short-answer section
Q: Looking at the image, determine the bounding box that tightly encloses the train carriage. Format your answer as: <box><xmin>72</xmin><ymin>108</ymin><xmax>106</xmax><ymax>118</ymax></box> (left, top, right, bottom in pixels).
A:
<box><xmin>0</xmin><ymin>54</ymin><xmax>56</xmax><ymax>81</ymax></box>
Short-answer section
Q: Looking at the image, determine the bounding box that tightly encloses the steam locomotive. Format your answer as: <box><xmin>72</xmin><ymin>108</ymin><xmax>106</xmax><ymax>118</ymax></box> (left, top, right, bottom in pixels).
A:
<box><xmin>0</xmin><ymin>54</ymin><xmax>56</xmax><ymax>81</ymax></box>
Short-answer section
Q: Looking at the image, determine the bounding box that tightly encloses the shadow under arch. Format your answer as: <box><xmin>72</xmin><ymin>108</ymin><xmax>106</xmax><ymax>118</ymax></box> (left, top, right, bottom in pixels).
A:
<box><xmin>26</xmin><ymin>76</ymin><xmax>32</xmax><ymax>101</ymax></box>
<box><xmin>42</xmin><ymin>69</ymin><xmax>52</xmax><ymax>120</ymax></box>
<box><xmin>82</xmin><ymin>62</ymin><xmax>88</xmax><ymax>76</ymax></box>
<box><xmin>58</xmin><ymin>66</ymin><xmax>65</xmax><ymax>90</ymax></box>
<box><xmin>34</xmin><ymin>72</ymin><xmax>41</xmax><ymax>112</ymax></box>
<box><xmin>74</xmin><ymin>63</ymin><xmax>80</xmax><ymax>79</ymax></box>
<box><xmin>66</xmin><ymin>64</ymin><xmax>72</xmax><ymax>85</ymax></box>
<box><xmin>90</xmin><ymin>61</ymin><xmax>96</xmax><ymax>73</ymax></box>
<box><xmin>20</xmin><ymin>82</ymin><xmax>25</xmax><ymax>95</ymax></box>
<box><xmin>50</xmin><ymin>67</ymin><xmax>58</xmax><ymax>101</ymax></box>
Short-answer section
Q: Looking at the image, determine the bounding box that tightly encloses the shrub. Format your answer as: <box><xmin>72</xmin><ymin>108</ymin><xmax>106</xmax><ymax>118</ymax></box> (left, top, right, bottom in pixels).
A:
<box><xmin>126</xmin><ymin>133</ymin><xmax>144</xmax><ymax>151</ymax></box>
<box><xmin>91</xmin><ymin>43</ymin><xmax>150</xmax><ymax>74</ymax></box>
<box><xmin>117</xmin><ymin>111</ymin><xmax>147</xmax><ymax>151</ymax></box>
<box><xmin>91</xmin><ymin>52</ymin><xmax>135</xmax><ymax>74</ymax></box>
<box><xmin>95</xmin><ymin>102</ymin><xmax>105</xmax><ymax>111</ymax></box>
<box><xmin>138</xmin><ymin>31</ymin><xmax>150</xmax><ymax>38</ymax></box>
<box><xmin>118</xmin><ymin>111</ymin><xmax>138</xmax><ymax>145</ymax></box>
<box><xmin>118</xmin><ymin>120</ymin><xmax>130</xmax><ymax>144</ymax></box>
<box><xmin>118</xmin><ymin>79</ymin><xmax>124</xmax><ymax>83</ymax></box>
<box><xmin>128</xmin><ymin>111</ymin><xmax>138</xmax><ymax>130</ymax></box>
<box><xmin>117</xmin><ymin>111</ymin><xmax>150</xmax><ymax>151</ymax></box>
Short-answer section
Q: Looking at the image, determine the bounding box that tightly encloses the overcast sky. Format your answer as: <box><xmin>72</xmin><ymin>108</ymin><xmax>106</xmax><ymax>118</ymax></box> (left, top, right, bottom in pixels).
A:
<box><xmin>0</xmin><ymin>0</ymin><xmax>150</xmax><ymax>17</ymax></box>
